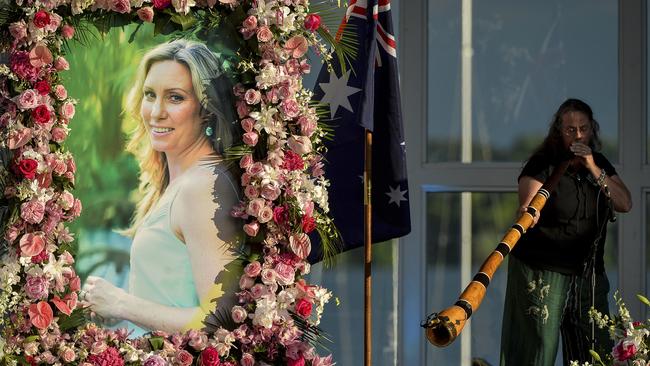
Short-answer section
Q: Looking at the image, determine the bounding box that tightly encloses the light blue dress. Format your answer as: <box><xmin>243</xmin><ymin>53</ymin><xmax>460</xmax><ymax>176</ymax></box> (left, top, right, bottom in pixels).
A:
<box><xmin>127</xmin><ymin>162</ymin><xmax>238</xmax><ymax>337</ymax></box>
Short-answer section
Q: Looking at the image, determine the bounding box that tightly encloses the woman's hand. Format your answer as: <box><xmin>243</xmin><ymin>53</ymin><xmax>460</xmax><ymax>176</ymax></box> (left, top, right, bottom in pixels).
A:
<box><xmin>83</xmin><ymin>276</ymin><xmax>127</xmax><ymax>321</ymax></box>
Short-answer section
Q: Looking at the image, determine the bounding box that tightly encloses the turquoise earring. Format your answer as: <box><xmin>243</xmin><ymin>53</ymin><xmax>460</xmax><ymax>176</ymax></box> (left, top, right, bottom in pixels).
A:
<box><xmin>205</xmin><ymin>126</ymin><xmax>214</xmax><ymax>137</ymax></box>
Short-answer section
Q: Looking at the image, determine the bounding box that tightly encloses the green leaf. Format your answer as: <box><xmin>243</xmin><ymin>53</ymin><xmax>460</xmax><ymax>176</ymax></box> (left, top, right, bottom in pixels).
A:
<box><xmin>637</xmin><ymin>294</ymin><xmax>650</xmax><ymax>307</ymax></box>
<box><xmin>23</xmin><ymin>335</ymin><xmax>40</xmax><ymax>343</ymax></box>
<box><xmin>149</xmin><ymin>336</ymin><xmax>164</xmax><ymax>351</ymax></box>
<box><xmin>170</xmin><ymin>13</ymin><xmax>198</xmax><ymax>31</ymax></box>
<box><xmin>58</xmin><ymin>308</ymin><xmax>88</xmax><ymax>332</ymax></box>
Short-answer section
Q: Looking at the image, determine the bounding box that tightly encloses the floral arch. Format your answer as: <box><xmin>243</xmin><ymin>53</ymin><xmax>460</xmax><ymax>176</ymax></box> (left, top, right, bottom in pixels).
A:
<box><xmin>0</xmin><ymin>1</ymin><xmax>344</xmax><ymax>365</ymax></box>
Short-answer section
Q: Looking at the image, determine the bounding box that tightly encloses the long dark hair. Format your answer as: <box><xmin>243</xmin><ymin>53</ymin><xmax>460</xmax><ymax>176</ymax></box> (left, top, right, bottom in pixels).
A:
<box><xmin>530</xmin><ymin>98</ymin><xmax>602</xmax><ymax>163</ymax></box>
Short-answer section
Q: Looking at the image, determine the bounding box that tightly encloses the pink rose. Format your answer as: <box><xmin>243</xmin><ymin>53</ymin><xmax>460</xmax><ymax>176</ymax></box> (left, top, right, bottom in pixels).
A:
<box><xmin>61</xmin><ymin>24</ymin><xmax>75</xmax><ymax>39</ymax></box>
<box><xmin>239</xmin><ymin>154</ymin><xmax>253</xmax><ymax>169</ymax></box>
<box><xmin>153</xmin><ymin>0</ymin><xmax>171</xmax><ymax>8</ymax></box>
<box><xmin>29</xmin><ymin>43</ymin><xmax>53</xmax><ymax>68</ymax></box>
<box><xmin>284</xmin><ymin>36</ymin><xmax>308</xmax><ymax>58</ymax></box>
<box><xmin>59</xmin><ymin>347</ymin><xmax>77</xmax><ymax>363</ymax></box>
<box><xmin>266</xmin><ymin>88</ymin><xmax>280</xmax><ymax>103</ymax></box>
<box><xmin>257</xmin><ymin>206</ymin><xmax>273</xmax><ymax>223</ymax></box>
<box><xmin>110</xmin><ymin>0</ymin><xmax>131</xmax><ymax>13</ymax></box>
<box><xmin>60</xmin><ymin>101</ymin><xmax>75</xmax><ymax>119</ymax></box>
<box><xmin>59</xmin><ymin>190</ymin><xmax>74</xmax><ymax>210</ymax></box>
<box><xmin>144</xmin><ymin>355</ymin><xmax>165</xmax><ymax>366</ymax></box>
<box><xmin>233</xmin><ymin>83</ymin><xmax>245</xmax><ymax>97</ymax></box>
<box><xmin>231</xmin><ymin>306</ymin><xmax>247</xmax><ymax>323</ymax></box>
<box><xmin>246</xmin><ymin>198</ymin><xmax>265</xmax><ymax>217</ymax></box>
<box><xmin>9</xmin><ymin>21</ymin><xmax>28</xmax><ymax>41</ymax></box>
<box><xmin>260</xmin><ymin>268</ymin><xmax>276</xmax><ymax>285</ymax></box>
<box><xmin>66</xmin><ymin>157</ymin><xmax>76</xmax><ymax>173</ymax></box>
<box><xmin>244</xmin><ymin>261</ymin><xmax>262</xmax><ymax>277</ymax></box>
<box><xmin>242</xmin><ymin>131</ymin><xmax>259</xmax><ymax>147</ymax></box>
<box><xmin>242</xmin><ymin>16</ymin><xmax>257</xmax><ymax>30</ymax></box>
<box><xmin>51</xmin><ymin>127</ymin><xmax>68</xmax><ymax>143</ymax></box>
<box><xmin>304</xmin><ymin>13</ymin><xmax>321</xmax><ymax>32</ymax></box>
<box><xmin>54</xmin><ymin>84</ymin><xmax>67</xmax><ymax>100</ymax></box>
<box><xmin>21</xmin><ymin>200</ymin><xmax>46</xmax><ymax>224</ymax></box>
<box><xmin>247</xmin><ymin>162</ymin><xmax>264</xmax><ymax>176</ymax></box>
<box><xmin>297</xmin><ymin>116</ymin><xmax>317</xmax><ymax>136</ymax></box>
<box><xmin>613</xmin><ymin>340</ymin><xmax>637</xmax><ymax>361</ymax></box>
<box><xmin>25</xmin><ymin>275</ymin><xmax>49</xmax><ymax>300</ymax></box>
<box><xmin>240</xmin><ymin>353</ymin><xmax>255</xmax><ymax>366</ymax></box>
<box><xmin>239</xmin><ymin>274</ymin><xmax>255</xmax><ymax>289</ymax></box>
<box><xmin>137</xmin><ymin>7</ymin><xmax>154</xmax><ymax>22</ymax></box>
<box><xmin>240</xmin><ymin>172</ymin><xmax>252</xmax><ymax>186</ymax></box>
<box><xmin>250</xmin><ymin>283</ymin><xmax>267</xmax><ymax>299</ymax></box>
<box><xmin>236</xmin><ymin>100</ymin><xmax>250</xmax><ymax>118</ymax></box>
<box><xmin>288</xmin><ymin>135</ymin><xmax>312</xmax><ymax>154</ymax></box>
<box><xmin>54</xmin><ymin>56</ymin><xmax>69</xmax><ymax>71</ymax></box>
<box><xmin>71</xmin><ymin>199</ymin><xmax>82</xmax><ymax>217</ymax></box>
<box><xmin>281</xmin><ymin>99</ymin><xmax>301</xmax><ymax>119</ymax></box>
<box><xmin>244</xmin><ymin>185</ymin><xmax>259</xmax><ymax>199</ymax></box>
<box><xmin>256</xmin><ymin>26</ymin><xmax>273</xmax><ymax>42</ymax></box>
<box><xmin>28</xmin><ymin>301</ymin><xmax>53</xmax><ymax>329</ymax></box>
<box><xmin>302</xmin><ymin>215</ymin><xmax>316</xmax><ymax>234</ymax></box>
<box><xmin>188</xmin><ymin>331</ymin><xmax>209</xmax><ymax>351</ymax></box>
<box><xmin>244</xmin><ymin>89</ymin><xmax>261</xmax><ymax>105</ymax></box>
<box><xmin>282</xmin><ymin>150</ymin><xmax>304</xmax><ymax>171</ymax></box>
<box><xmin>8</xmin><ymin>128</ymin><xmax>32</xmax><ymax>150</ymax></box>
<box><xmin>289</xmin><ymin>233</ymin><xmax>311</xmax><ymax>259</ymax></box>
<box><xmin>275</xmin><ymin>262</ymin><xmax>295</xmax><ymax>285</ymax></box>
<box><xmin>243</xmin><ymin>221</ymin><xmax>260</xmax><ymax>237</ymax></box>
<box><xmin>174</xmin><ymin>350</ymin><xmax>193</xmax><ymax>366</ymax></box>
<box><xmin>240</xmin><ymin>118</ymin><xmax>255</xmax><ymax>132</ymax></box>
<box><xmin>260</xmin><ymin>184</ymin><xmax>281</xmax><ymax>201</ymax></box>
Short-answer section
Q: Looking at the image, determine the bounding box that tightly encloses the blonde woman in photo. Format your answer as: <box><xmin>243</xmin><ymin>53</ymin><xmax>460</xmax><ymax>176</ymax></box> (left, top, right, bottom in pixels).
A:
<box><xmin>82</xmin><ymin>39</ymin><xmax>243</xmax><ymax>336</ymax></box>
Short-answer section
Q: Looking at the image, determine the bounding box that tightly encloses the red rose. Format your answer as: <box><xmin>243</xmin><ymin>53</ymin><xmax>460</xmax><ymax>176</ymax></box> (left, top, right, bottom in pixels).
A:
<box><xmin>152</xmin><ymin>0</ymin><xmax>171</xmax><ymax>9</ymax></box>
<box><xmin>295</xmin><ymin>298</ymin><xmax>313</xmax><ymax>318</ymax></box>
<box><xmin>287</xmin><ymin>356</ymin><xmax>305</xmax><ymax>366</ymax></box>
<box><xmin>304</xmin><ymin>14</ymin><xmax>322</xmax><ymax>32</ymax></box>
<box><xmin>18</xmin><ymin>159</ymin><xmax>38</xmax><ymax>179</ymax></box>
<box><xmin>34</xmin><ymin>80</ymin><xmax>51</xmax><ymax>96</ymax></box>
<box><xmin>198</xmin><ymin>347</ymin><xmax>220</xmax><ymax>366</ymax></box>
<box><xmin>31</xmin><ymin>105</ymin><xmax>51</xmax><ymax>124</ymax></box>
<box><xmin>301</xmin><ymin>215</ymin><xmax>316</xmax><ymax>234</ymax></box>
<box><xmin>33</xmin><ymin>10</ymin><xmax>50</xmax><ymax>29</ymax></box>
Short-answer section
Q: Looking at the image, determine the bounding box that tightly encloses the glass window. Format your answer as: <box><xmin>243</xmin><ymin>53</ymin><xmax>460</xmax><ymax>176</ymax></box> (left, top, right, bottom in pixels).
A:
<box><xmin>425</xmin><ymin>191</ymin><xmax>619</xmax><ymax>365</ymax></box>
<box><xmin>308</xmin><ymin>243</ymin><xmax>398</xmax><ymax>366</ymax></box>
<box><xmin>427</xmin><ymin>0</ymin><xmax>618</xmax><ymax>163</ymax></box>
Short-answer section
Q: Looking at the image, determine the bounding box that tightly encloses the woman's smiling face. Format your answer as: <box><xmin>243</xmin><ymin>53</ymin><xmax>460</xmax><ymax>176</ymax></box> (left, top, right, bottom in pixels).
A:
<box><xmin>140</xmin><ymin>60</ymin><xmax>204</xmax><ymax>157</ymax></box>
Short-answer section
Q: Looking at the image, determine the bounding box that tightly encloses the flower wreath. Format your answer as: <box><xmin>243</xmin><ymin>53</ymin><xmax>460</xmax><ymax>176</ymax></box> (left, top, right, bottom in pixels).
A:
<box><xmin>0</xmin><ymin>1</ymin><xmax>346</xmax><ymax>365</ymax></box>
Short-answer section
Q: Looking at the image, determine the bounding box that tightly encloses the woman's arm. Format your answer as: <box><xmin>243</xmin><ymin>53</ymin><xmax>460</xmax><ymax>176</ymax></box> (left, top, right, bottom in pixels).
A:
<box><xmin>83</xmin><ymin>276</ymin><xmax>204</xmax><ymax>333</ymax></box>
<box><xmin>84</xmin><ymin>167</ymin><xmax>242</xmax><ymax>333</ymax></box>
<box><xmin>518</xmin><ymin>176</ymin><xmax>544</xmax><ymax>227</ymax></box>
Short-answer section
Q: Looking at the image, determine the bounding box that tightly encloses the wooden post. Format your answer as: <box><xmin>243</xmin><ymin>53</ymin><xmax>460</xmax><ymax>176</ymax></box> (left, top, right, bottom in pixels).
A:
<box><xmin>364</xmin><ymin>129</ymin><xmax>372</xmax><ymax>366</ymax></box>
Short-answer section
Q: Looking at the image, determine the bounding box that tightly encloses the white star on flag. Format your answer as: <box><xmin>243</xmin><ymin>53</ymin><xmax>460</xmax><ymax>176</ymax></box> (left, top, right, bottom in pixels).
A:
<box><xmin>385</xmin><ymin>185</ymin><xmax>408</xmax><ymax>207</ymax></box>
<box><xmin>319</xmin><ymin>70</ymin><xmax>362</xmax><ymax>118</ymax></box>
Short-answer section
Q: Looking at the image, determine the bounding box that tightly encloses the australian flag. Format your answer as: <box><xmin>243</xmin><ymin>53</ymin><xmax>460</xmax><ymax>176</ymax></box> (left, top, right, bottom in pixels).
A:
<box><xmin>311</xmin><ymin>0</ymin><xmax>410</xmax><ymax>258</ymax></box>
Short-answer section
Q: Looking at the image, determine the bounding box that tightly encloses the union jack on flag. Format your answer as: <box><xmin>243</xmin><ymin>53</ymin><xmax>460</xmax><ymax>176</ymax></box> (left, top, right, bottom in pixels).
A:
<box><xmin>309</xmin><ymin>0</ymin><xmax>410</xmax><ymax>260</ymax></box>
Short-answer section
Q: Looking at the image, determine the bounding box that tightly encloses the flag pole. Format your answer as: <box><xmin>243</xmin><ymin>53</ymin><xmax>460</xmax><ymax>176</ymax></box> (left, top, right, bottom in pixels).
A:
<box><xmin>364</xmin><ymin>129</ymin><xmax>373</xmax><ymax>366</ymax></box>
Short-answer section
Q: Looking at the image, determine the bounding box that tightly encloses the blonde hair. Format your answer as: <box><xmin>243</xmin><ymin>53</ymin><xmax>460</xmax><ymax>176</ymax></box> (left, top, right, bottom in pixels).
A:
<box><xmin>124</xmin><ymin>39</ymin><xmax>238</xmax><ymax>235</ymax></box>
